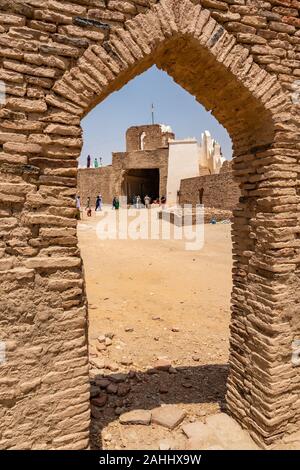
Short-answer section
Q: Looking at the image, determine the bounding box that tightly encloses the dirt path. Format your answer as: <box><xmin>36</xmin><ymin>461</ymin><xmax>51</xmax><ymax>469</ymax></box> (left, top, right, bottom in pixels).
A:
<box><xmin>78</xmin><ymin>214</ymin><xmax>233</xmax><ymax>450</ymax></box>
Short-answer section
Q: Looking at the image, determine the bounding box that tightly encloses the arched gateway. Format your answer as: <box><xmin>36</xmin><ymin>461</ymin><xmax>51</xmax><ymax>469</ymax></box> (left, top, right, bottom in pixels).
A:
<box><xmin>0</xmin><ymin>0</ymin><xmax>299</xmax><ymax>449</ymax></box>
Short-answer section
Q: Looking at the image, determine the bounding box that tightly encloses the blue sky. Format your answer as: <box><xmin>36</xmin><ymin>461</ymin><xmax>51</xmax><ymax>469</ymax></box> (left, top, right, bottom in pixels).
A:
<box><xmin>79</xmin><ymin>65</ymin><xmax>232</xmax><ymax>167</ymax></box>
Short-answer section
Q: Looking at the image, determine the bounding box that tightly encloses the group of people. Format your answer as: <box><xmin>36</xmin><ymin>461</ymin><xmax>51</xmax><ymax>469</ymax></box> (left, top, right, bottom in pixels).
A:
<box><xmin>95</xmin><ymin>194</ymin><xmax>120</xmax><ymax>211</ymax></box>
<box><xmin>86</xmin><ymin>155</ymin><xmax>102</xmax><ymax>169</ymax></box>
<box><xmin>75</xmin><ymin>194</ymin><xmax>120</xmax><ymax>218</ymax></box>
<box><xmin>75</xmin><ymin>194</ymin><xmax>103</xmax><ymax>218</ymax></box>
<box><xmin>75</xmin><ymin>194</ymin><xmax>167</xmax><ymax>219</ymax></box>
<box><xmin>131</xmin><ymin>195</ymin><xmax>166</xmax><ymax>209</ymax></box>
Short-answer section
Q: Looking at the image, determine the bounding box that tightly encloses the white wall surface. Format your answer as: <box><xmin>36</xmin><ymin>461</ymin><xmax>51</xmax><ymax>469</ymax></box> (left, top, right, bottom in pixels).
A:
<box><xmin>167</xmin><ymin>139</ymin><xmax>200</xmax><ymax>206</ymax></box>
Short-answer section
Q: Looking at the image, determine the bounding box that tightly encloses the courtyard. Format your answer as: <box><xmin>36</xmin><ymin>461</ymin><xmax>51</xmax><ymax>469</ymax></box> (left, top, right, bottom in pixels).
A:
<box><xmin>78</xmin><ymin>214</ymin><xmax>300</xmax><ymax>450</ymax></box>
<box><xmin>78</xmin><ymin>215</ymin><xmax>238</xmax><ymax>449</ymax></box>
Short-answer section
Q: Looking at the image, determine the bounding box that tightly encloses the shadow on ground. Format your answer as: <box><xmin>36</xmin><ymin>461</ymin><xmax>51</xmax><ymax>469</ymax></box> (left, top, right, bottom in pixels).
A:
<box><xmin>89</xmin><ymin>363</ymin><xmax>229</xmax><ymax>449</ymax></box>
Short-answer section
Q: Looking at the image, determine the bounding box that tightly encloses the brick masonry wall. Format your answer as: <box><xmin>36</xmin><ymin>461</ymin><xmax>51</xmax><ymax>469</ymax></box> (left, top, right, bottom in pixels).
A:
<box><xmin>179</xmin><ymin>167</ymin><xmax>241</xmax><ymax>210</ymax></box>
<box><xmin>0</xmin><ymin>0</ymin><xmax>299</xmax><ymax>450</ymax></box>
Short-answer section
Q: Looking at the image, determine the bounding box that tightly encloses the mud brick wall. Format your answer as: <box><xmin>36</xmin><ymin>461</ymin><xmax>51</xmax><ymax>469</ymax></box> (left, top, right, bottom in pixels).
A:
<box><xmin>126</xmin><ymin>124</ymin><xmax>175</xmax><ymax>152</ymax></box>
<box><xmin>0</xmin><ymin>0</ymin><xmax>299</xmax><ymax>450</ymax></box>
<box><xmin>180</xmin><ymin>169</ymin><xmax>241</xmax><ymax>210</ymax></box>
<box><xmin>78</xmin><ymin>166</ymin><xmax>115</xmax><ymax>206</ymax></box>
<box><xmin>113</xmin><ymin>147</ymin><xmax>169</xmax><ymax>197</ymax></box>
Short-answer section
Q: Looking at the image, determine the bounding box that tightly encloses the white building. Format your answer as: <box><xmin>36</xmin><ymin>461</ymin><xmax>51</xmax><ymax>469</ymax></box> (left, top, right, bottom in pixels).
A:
<box><xmin>166</xmin><ymin>130</ymin><xmax>226</xmax><ymax>206</ymax></box>
<box><xmin>199</xmin><ymin>130</ymin><xmax>225</xmax><ymax>174</ymax></box>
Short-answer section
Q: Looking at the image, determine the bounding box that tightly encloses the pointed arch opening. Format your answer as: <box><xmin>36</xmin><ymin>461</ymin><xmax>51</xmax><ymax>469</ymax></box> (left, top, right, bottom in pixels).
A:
<box><xmin>48</xmin><ymin>1</ymin><xmax>290</xmax><ymax>448</ymax></box>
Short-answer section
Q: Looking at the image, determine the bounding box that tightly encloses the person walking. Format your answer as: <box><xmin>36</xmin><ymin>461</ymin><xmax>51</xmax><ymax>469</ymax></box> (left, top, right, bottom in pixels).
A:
<box><xmin>144</xmin><ymin>195</ymin><xmax>151</xmax><ymax>209</ymax></box>
<box><xmin>95</xmin><ymin>195</ymin><xmax>101</xmax><ymax>211</ymax></box>
<box><xmin>86</xmin><ymin>196</ymin><xmax>92</xmax><ymax>217</ymax></box>
<box><xmin>94</xmin><ymin>157</ymin><xmax>99</xmax><ymax>168</ymax></box>
<box><xmin>112</xmin><ymin>196</ymin><xmax>120</xmax><ymax>210</ymax></box>
<box><xmin>160</xmin><ymin>195</ymin><xmax>166</xmax><ymax>209</ymax></box>
<box><xmin>75</xmin><ymin>195</ymin><xmax>81</xmax><ymax>220</ymax></box>
<box><xmin>87</xmin><ymin>155</ymin><xmax>91</xmax><ymax>168</ymax></box>
<box><xmin>95</xmin><ymin>194</ymin><xmax>103</xmax><ymax>211</ymax></box>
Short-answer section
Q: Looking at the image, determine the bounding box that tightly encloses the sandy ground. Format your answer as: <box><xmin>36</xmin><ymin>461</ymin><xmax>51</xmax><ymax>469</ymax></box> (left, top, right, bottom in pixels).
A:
<box><xmin>78</xmin><ymin>211</ymin><xmax>234</xmax><ymax>450</ymax></box>
<box><xmin>77</xmin><ymin>211</ymin><xmax>300</xmax><ymax>450</ymax></box>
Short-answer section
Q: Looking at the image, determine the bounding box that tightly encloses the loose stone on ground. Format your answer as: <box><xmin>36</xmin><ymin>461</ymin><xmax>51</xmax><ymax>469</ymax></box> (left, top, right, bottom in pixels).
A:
<box><xmin>151</xmin><ymin>406</ymin><xmax>186</xmax><ymax>430</ymax></box>
<box><xmin>120</xmin><ymin>410</ymin><xmax>152</xmax><ymax>426</ymax></box>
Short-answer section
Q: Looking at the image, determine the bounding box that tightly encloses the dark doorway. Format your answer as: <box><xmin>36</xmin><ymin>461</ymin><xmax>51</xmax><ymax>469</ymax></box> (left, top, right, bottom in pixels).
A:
<box><xmin>123</xmin><ymin>168</ymin><xmax>160</xmax><ymax>204</ymax></box>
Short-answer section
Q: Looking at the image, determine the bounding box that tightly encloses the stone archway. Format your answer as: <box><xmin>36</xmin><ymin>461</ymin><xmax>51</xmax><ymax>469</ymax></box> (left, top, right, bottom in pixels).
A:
<box><xmin>0</xmin><ymin>0</ymin><xmax>299</xmax><ymax>450</ymax></box>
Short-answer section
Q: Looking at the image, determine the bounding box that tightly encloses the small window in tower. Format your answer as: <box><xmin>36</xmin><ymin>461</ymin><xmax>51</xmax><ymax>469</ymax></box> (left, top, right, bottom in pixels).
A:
<box><xmin>140</xmin><ymin>132</ymin><xmax>146</xmax><ymax>150</ymax></box>
<box><xmin>199</xmin><ymin>188</ymin><xmax>204</xmax><ymax>205</ymax></box>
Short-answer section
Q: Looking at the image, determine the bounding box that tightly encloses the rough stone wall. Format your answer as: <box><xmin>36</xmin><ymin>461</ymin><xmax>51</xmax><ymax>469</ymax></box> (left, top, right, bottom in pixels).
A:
<box><xmin>126</xmin><ymin>124</ymin><xmax>175</xmax><ymax>152</ymax></box>
<box><xmin>0</xmin><ymin>0</ymin><xmax>299</xmax><ymax>450</ymax></box>
<box><xmin>179</xmin><ymin>167</ymin><xmax>241</xmax><ymax>210</ymax></box>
